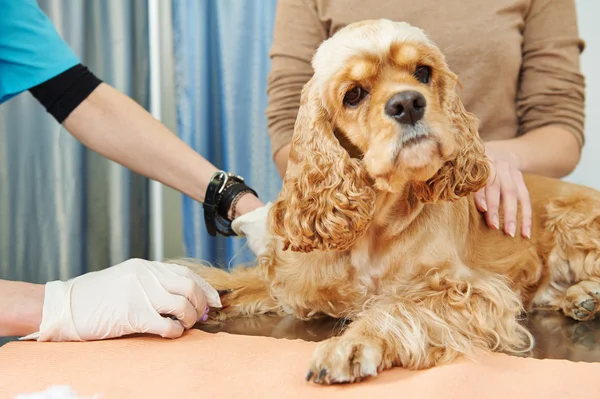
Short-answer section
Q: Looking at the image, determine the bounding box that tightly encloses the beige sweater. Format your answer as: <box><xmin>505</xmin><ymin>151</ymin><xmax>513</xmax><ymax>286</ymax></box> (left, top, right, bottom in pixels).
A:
<box><xmin>266</xmin><ymin>0</ymin><xmax>586</xmax><ymax>157</ymax></box>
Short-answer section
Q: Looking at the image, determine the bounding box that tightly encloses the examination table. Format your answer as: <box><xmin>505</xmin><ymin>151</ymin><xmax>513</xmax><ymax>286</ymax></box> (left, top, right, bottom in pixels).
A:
<box><xmin>1</xmin><ymin>310</ymin><xmax>600</xmax><ymax>398</ymax></box>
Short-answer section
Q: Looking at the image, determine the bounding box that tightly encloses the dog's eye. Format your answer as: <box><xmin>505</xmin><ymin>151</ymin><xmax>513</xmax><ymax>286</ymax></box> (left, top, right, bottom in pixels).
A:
<box><xmin>414</xmin><ymin>66</ymin><xmax>431</xmax><ymax>84</ymax></box>
<box><xmin>343</xmin><ymin>86</ymin><xmax>367</xmax><ymax>107</ymax></box>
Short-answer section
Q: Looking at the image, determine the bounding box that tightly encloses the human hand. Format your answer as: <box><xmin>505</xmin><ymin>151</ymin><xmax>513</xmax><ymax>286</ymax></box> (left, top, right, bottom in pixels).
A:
<box><xmin>232</xmin><ymin>202</ymin><xmax>273</xmax><ymax>257</ymax></box>
<box><xmin>473</xmin><ymin>144</ymin><xmax>532</xmax><ymax>239</ymax></box>
<box><xmin>21</xmin><ymin>259</ymin><xmax>221</xmax><ymax>342</ymax></box>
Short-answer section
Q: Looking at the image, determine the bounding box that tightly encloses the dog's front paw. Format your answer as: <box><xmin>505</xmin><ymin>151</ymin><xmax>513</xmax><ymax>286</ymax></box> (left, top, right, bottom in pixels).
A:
<box><xmin>563</xmin><ymin>281</ymin><xmax>600</xmax><ymax>321</ymax></box>
<box><xmin>305</xmin><ymin>336</ymin><xmax>384</xmax><ymax>384</ymax></box>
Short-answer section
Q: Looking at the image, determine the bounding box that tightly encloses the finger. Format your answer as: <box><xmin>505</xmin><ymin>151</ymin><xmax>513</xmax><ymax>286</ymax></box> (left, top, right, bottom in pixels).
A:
<box><xmin>511</xmin><ymin>170</ymin><xmax>532</xmax><ymax>239</ymax></box>
<box><xmin>153</xmin><ymin>292</ymin><xmax>199</xmax><ymax>329</ymax></box>
<box><xmin>165</xmin><ymin>263</ymin><xmax>222</xmax><ymax>308</ymax></box>
<box><xmin>147</xmin><ymin>315</ymin><xmax>185</xmax><ymax>339</ymax></box>
<box><xmin>159</xmin><ymin>273</ymin><xmax>209</xmax><ymax>323</ymax></box>
<box><xmin>497</xmin><ymin>164</ymin><xmax>518</xmax><ymax>237</ymax></box>
<box><xmin>473</xmin><ymin>189</ymin><xmax>488</xmax><ymax>213</ymax></box>
<box><xmin>189</xmin><ymin>273</ymin><xmax>222</xmax><ymax>308</ymax></box>
<box><xmin>484</xmin><ymin>162</ymin><xmax>501</xmax><ymax>230</ymax></box>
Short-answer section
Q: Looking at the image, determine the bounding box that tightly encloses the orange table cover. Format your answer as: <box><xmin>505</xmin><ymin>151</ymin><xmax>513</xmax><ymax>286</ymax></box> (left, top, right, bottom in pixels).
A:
<box><xmin>1</xmin><ymin>330</ymin><xmax>599</xmax><ymax>399</ymax></box>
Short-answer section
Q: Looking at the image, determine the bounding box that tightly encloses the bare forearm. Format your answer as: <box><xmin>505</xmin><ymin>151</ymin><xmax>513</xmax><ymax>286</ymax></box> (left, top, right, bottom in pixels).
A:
<box><xmin>62</xmin><ymin>83</ymin><xmax>263</xmax><ymax>215</ymax></box>
<box><xmin>0</xmin><ymin>280</ymin><xmax>45</xmax><ymax>337</ymax></box>
<box><xmin>485</xmin><ymin>125</ymin><xmax>581</xmax><ymax>178</ymax></box>
<box><xmin>63</xmin><ymin>83</ymin><xmax>217</xmax><ymax>202</ymax></box>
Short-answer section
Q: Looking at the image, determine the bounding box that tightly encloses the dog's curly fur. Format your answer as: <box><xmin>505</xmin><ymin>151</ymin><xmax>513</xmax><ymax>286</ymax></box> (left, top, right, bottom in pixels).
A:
<box><xmin>175</xmin><ymin>20</ymin><xmax>599</xmax><ymax>384</ymax></box>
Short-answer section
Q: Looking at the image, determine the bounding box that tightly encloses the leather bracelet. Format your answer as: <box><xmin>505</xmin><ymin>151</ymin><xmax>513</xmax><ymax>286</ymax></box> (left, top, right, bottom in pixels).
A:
<box><xmin>218</xmin><ymin>183</ymin><xmax>257</xmax><ymax>220</ymax></box>
<box><xmin>203</xmin><ymin>171</ymin><xmax>258</xmax><ymax>237</ymax></box>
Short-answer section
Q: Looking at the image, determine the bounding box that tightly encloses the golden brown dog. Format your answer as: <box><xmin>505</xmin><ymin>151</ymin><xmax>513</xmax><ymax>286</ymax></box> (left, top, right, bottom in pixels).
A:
<box><xmin>177</xmin><ymin>19</ymin><xmax>600</xmax><ymax>384</ymax></box>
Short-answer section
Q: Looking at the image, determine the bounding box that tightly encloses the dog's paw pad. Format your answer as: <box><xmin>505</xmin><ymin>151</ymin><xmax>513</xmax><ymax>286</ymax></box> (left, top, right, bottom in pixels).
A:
<box><xmin>569</xmin><ymin>297</ymin><xmax>599</xmax><ymax>321</ymax></box>
<box><xmin>563</xmin><ymin>281</ymin><xmax>600</xmax><ymax>321</ymax></box>
<box><xmin>574</xmin><ymin>308</ymin><xmax>593</xmax><ymax>320</ymax></box>
<box><xmin>580</xmin><ymin>299</ymin><xmax>596</xmax><ymax>312</ymax></box>
<box><xmin>305</xmin><ymin>336</ymin><xmax>383</xmax><ymax>385</ymax></box>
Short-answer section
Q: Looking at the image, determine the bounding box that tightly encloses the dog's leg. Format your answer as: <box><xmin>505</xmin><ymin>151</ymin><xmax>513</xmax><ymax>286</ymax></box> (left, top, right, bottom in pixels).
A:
<box><xmin>542</xmin><ymin>192</ymin><xmax>600</xmax><ymax>321</ymax></box>
<box><xmin>173</xmin><ymin>259</ymin><xmax>281</xmax><ymax>321</ymax></box>
<box><xmin>561</xmin><ymin>280</ymin><xmax>600</xmax><ymax>321</ymax></box>
<box><xmin>305</xmin><ymin>271</ymin><xmax>533</xmax><ymax>384</ymax></box>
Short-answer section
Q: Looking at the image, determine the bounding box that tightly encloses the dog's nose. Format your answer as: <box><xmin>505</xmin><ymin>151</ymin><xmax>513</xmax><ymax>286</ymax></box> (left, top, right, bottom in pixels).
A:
<box><xmin>385</xmin><ymin>91</ymin><xmax>426</xmax><ymax>125</ymax></box>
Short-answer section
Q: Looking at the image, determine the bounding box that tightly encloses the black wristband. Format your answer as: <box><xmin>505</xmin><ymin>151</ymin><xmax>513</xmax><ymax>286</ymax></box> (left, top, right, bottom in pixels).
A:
<box><xmin>203</xmin><ymin>171</ymin><xmax>258</xmax><ymax>237</ymax></box>
<box><xmin>29</xmin><ymin>64</ymin><xmax>103</xmax><ymax>123</ymax></box>
<box><xmin>218</xmin><ymin>183</ymin><xmax>256</xmax><ymax>220</ymax></box>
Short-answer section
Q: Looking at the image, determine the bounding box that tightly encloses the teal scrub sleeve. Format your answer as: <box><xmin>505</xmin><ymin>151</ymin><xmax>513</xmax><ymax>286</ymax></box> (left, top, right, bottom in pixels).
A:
<box><xmin>0</xmin><ymin>0</ymin><xmax>81</xmax><ymax>104</ymax></box>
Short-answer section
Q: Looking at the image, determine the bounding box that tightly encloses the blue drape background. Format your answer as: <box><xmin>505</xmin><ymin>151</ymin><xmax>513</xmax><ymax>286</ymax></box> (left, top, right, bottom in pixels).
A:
<box><xmin>172</xmin><ymin>0</ymin><xmax>282</xmax><ymax>266</ymax></box>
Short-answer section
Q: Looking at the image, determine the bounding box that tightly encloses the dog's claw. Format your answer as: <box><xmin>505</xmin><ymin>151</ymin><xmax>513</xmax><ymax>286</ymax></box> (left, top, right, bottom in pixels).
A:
<box><xmin>305</xmin><ymin>370</ymin><xmax>314</xmax><ymax>381</ymax></box>
<box><xmin>317</xmin><ymin>369</ymin><xmax>327</xmax><ymax>383</ymax></box>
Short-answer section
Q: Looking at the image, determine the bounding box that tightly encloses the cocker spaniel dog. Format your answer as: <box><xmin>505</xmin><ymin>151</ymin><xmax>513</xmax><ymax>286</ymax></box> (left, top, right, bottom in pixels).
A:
<box><xmin>178</xmin><ymin>19</ymin><xmax>600</xmax><ymax>384</ymax></box>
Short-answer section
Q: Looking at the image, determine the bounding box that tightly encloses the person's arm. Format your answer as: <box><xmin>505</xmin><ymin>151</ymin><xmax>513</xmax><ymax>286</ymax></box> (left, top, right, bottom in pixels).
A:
<box><xmin>1</xmin><ymin>0</ymin><xmax>263</xmax><ymax>222</ymax></box>
<box><xmin>59</xmin><ymin>82</ymin><xmax>263</xmax><ymax>218</ymax></box>
<box><xmin>267</xmin><ymin>0</ymin><xmax>327</xmax><ymax>178</ymax></box>
<box><xmin>502</xmin><ymin>0</ymin><xmax>585</xmax><ymax>178</ymax></box>
<box><xmin>0</xmin><ymin>281</ymin><xmax>44</xmax><ymax>337</ymax></box>
<box><xmin>485</xmin><ymin>124</ymin><xmax>581</xmax><ymax>179</ymax></box>
<box><xmin>495</xmin><ymin>0</ymin><xmax>585</xmax><ymax>175</ymax></box>
<box><xmin>474</xmin><ymin>0</ymin><xmax>585</xmax><ymax>238</ymax></box>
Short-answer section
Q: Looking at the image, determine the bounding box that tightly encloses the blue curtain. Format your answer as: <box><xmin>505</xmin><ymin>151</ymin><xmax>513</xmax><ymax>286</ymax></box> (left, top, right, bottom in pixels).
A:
<box><xmin>0</xmin><ymin>0</ymin><xmax>150</xmax><ymax>283</ymax></box>
<box><xmin>172</xmin><ymin>0</ymin><xmax>282</xmax><ymax>266</ymax></box>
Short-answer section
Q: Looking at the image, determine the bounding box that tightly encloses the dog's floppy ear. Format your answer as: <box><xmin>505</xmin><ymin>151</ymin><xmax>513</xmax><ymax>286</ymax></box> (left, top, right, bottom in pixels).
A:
<box><xmin>268</xmin><ymin>78</ymin><xmax>376</xmax><ymax>253</ymax></box>
<box><xmin>413</xmin><ymin>79</ymin><xmax>490</xmax><ymax>203</ymax></box>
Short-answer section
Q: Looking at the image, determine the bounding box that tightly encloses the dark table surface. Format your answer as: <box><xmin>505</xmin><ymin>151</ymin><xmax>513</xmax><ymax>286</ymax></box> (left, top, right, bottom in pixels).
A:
<box><xmin>198</xmin><ymin>309</ymin><xmax>600</xmax><ymax>363</ymax></box>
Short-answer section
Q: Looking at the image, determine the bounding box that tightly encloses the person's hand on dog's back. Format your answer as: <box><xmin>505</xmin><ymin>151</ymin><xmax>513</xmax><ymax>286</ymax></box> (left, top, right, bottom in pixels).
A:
<box><xmin>20</xmin><ymin>259</ymin><xmax>221</xmax><ymax>342</ymax></box>
<box><xmin>474</xmin><ymin>143</ymin><xmax>532</xmax><ymax>240</ymax></box>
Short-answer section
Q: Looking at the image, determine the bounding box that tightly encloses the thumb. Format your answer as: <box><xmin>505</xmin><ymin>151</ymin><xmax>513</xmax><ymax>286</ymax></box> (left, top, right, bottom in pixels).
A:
<box><xmin>146</xmin><ymin>315</ymin><xmax>185</xmax><ymax>339</ymax></box>
<box><xmin>188</xmin><ymin>273</ymin><xmax>222</xmax><ymax>308</ymax></box>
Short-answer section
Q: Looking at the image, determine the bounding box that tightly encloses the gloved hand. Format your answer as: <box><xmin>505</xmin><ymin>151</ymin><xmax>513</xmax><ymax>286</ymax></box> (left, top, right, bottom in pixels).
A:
<box><xmin>20</xmin><ymin>259</ymin><xmax>221</xmax><ymax>342</ymax></box>
<box><xmin>232</xmin><ymin>202</ymin><xmax>273</xmax><ymax>257</ymax></box>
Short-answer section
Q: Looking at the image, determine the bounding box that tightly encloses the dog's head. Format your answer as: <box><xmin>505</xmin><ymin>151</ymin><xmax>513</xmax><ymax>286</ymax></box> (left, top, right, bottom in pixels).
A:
<box><xmin>270</xmin><ymin>19</ymin><xmax>490</xmax><ymax>253</ymax></box>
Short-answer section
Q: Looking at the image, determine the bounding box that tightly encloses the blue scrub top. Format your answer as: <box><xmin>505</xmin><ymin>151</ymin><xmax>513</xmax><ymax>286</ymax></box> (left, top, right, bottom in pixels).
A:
<box><xmin>0</xmin><ymin>0</ymin><xmax>80</xmax><ymax>104</ymax></box>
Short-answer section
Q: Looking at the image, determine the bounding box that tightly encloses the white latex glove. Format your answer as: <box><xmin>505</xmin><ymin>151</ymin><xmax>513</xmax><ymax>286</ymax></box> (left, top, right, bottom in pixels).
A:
<box><xmin>20</xmin><ymin>259</ymin><xmax>221</xmax><ymax>342</ymax></box>
<box><xmin>232</xmin><ymin>202</ymin><xmax>272</xmax><ymax>257</ymax></box>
